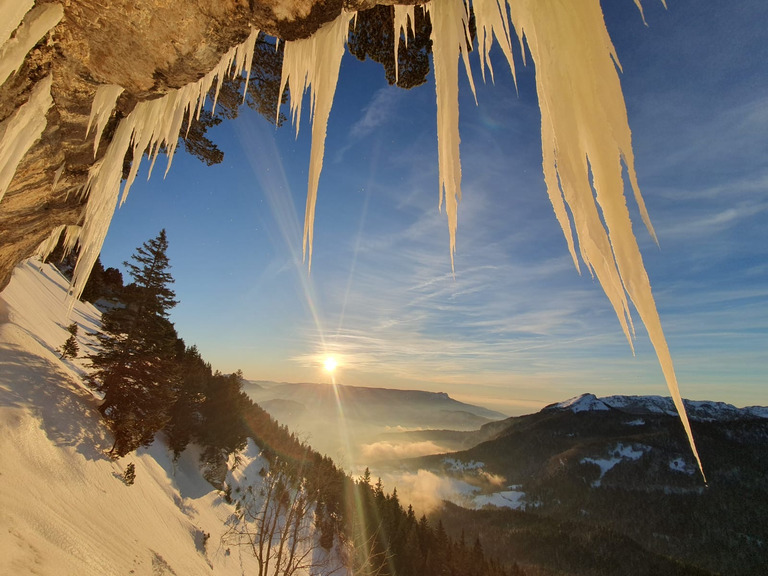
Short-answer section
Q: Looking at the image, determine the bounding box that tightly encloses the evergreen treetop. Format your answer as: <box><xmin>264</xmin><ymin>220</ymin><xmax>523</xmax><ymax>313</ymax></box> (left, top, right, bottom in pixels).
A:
<box><xmin>89</xmin><ymin>229</ymin><xmax>180</xmax><ymax>458</ymax></box>
<box><xmin>123</xmin><ymin>228</ymin><xmax>177</xmax><ymax>318</ymax></box>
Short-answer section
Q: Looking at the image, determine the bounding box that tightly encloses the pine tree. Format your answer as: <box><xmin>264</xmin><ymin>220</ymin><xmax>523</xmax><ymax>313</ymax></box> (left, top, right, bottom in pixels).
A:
<box><xmin>89</xmin><ymin>230</ymin><xmax>180</xmax><ymax>458</ymax></box>
<box><xmin>197</xmin><ymin>370</ymin><xmax>250</xmax><ymax>473</ymax></box>
<box><xmin>164</xmin><ymin>344</ymin><xmax>210</xmax><ymax>459</ymax></box>
<box><xmin>123</xmin><ymin>462</ymin><xmax>136</xmax><ymax>485</ymax></box>
<box><xmin>60</xmin><ymin>322</ymin><xmax>79</xmax><ymax>358</ymax></box>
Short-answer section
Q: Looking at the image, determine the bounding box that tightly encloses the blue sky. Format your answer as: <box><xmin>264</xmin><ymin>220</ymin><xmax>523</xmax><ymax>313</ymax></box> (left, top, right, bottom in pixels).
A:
<box><xmin>99</xmin><ymin>0</ymin><xmax>768</xmax><ymax>414</ymax></box>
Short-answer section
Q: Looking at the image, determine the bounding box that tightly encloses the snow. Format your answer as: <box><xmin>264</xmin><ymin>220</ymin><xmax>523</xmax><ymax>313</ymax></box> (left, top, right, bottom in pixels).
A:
<box><xmin>0</xmin><ymin>260</ymin><xmax>268</xmax><ymax>575</ymax></box>
<box><xmin>473</xmin><ymin>489</ymin><xmax>526</xmax><ymax>510</ymax></box>
<box><xmin>278</xmin><ymin>11</ymin><xmax>354</xmax><ymax>271</ymax></box>
<box><xmin>0</xmin><ymin>0</ymin><xmax>711</xmax><ymax>479</ymax></box>
<box><xmin>0</xmin><ymin>74</ymin><xmax>53</xmax><ymax>203</ymax></box>
<box><xmin>443</xmin><ymin>457</ymin><xmax>485</xmax><ymax>471</ymax></box>
<box><xmin>624</xmin><ymin>418</ymin><xmax>645</xmax><ymax>426</ymax></box>
<box><xmin>581</xmin><ymin>443</ymin><xmax>648</xmax><ymax>487</ymax></box>
<box><xmin>548</xmin><ymin>393</ymin><xmax>767</xmax><ymax>423</ymax></box>
<box><xmin>669</xmin><ymin>457</ymin><xmax>695</xmax><ymax>475</ymax></box>
<box><xmin>745</xmin><ymin>406</ymin><xmax>768</xmax><ymax>419</ymax></box>
<box><xmin>556</xmin><ymin>393</ymin><xmax>611</xmax><ymax>413</ymax></box>
<box><xmin>0</xmin><ymin>2</ymin><xmax>62</xmax><ymax>88</ymax></box>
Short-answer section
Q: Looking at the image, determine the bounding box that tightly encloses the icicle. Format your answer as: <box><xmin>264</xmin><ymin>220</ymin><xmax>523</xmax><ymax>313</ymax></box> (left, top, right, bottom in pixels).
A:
<box><xmin>424</xmin><ymin>0</ymin><xmax>476</xmax><ymax>271</ymax></box>
<box><xmin>279</xmin><ymin>11</ymin><xmax>354</xmax><ymax>271</ymax></box>
<box><xmin>0</xmin><ymin>0</ymin><xmax>34</xmax><ymax>48</ymax></box>
<box><xmin>472</xmin><ymin>0</ymin><xmax>517</xmax><ymax>85</ymax></box>
<box><xmin>241</xmin><ymin>30</ymin><xmax>259</xmax><ymax>102</ymax></box>
<box><xmin>393</xmin><ymin>5</ymin><xmax>415</xmax><ymax>84</ymax></box>
<box><xmin>503</xmin><ymin>0</ymin><xmax>702</xmax><ymax>480</ymax></box>
<box><xmin>0</xmin><ymin>3</ymin><xmax>63</xmax><ymax>88</ymax></box>
<box><xmin>52</xmin><ymin>161</ymin><xmax>64</xmax><ymax>191</ymax></box>
<box><xmin>85</xmin><ymin>84</ymin><xmax>124</xmax><ymax>157</ymax></box>
<box><xmin>0</xmin><ymin>74</ymin><xmax>53</xmax><ymax>203</ymax></box>
<box><xmin>69</xmin><ymin>27</ymin><xmax>260</xmax><ymax>301</ymax></box>
<box><xmin>35</xmin><ymin>224</ymin><xmax>66</xmax><ymax>261</ymax></box>
<box><xmin>34</xmin><ymin>224</ymin><xmax>80</xmax><ymax>261</ymax></box>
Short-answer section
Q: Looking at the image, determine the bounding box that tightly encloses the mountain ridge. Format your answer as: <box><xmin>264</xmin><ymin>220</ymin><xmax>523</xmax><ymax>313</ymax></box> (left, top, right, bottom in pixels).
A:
<box><xmin>545</xmin><ymin>392</ymin><xmax>768</xmax><ymax>422</ymax></box>
<box><xmin>391</xmin><ymin>392</ymin><xmax>768</xmax><ymax>576</ymax></box>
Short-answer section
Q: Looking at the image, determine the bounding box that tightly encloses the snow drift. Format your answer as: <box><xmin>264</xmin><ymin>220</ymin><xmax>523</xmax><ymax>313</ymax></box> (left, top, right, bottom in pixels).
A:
<box><xmin>0</xmin><ymin>260</ymin><xmax>270</xmax><ymax>575</ymax></box>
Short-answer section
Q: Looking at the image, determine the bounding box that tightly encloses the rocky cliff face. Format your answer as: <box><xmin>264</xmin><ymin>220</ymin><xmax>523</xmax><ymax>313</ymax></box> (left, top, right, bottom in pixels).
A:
<box><xmin>0</xmin><ymin>0</ymin><xmax>355</xmax><ymax>290</ymax></box>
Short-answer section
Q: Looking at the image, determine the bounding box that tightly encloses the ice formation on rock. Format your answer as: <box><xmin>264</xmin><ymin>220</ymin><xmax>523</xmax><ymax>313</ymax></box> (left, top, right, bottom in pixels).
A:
<box><xmin>0</xmin><ymin>74</ymin><xmax>53</xmax><ymax>202</ymax></box>
<box><xmin>85</xmin><ymin>85</ymin><xmax>124</xmax><ymax>158</ymax></box>
<box><xmin>0</xmin><ymin>2</ymin><xmax>63</xmax><ymax>87</ymax></box>
<box><xmin>0</xmin><ymin>0</ymin><xmax>35</xmax><ymax>49</ymax></box>
<box><xmin>35</xmin><ymin>224</ymin><xmax>80</xmax><ymax>261</ymax></box>
<box><xmin>0</xmin><ymin>0</ymin><xmax>703</xmax><ymax>477</ymax></box>
<box><xmin>67</xmin><ymin>28</ymin><xmax>261</xmax><ymax>300</ymax></box>
<box><xmin>278</xmin><ymin>11</ymin><xmax>355</xmax><ymax>270</ymax></box>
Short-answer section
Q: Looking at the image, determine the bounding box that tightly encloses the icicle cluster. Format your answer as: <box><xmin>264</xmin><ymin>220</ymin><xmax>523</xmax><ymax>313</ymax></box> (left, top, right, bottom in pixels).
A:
<box><xmin>35</xmin><ymin>224</ymin><xmax>80</xmax><ymax>261</ymax></box>
<box><xmin>393</xmin><ymin>6</ymin><xmax>415</xmax><ymax>84</ymax></box>
<box><xmin>0</xmin><ymin>2</ymin><xmax>62</xmax><ymax>87</ymax></box>
<box><xmin>419</xmin><ymin>0</ymin><xmax>702</xmax><ymax>479</ymax></box>
<box><xmin>0</xmin><ymin>74</ymin><xmax>53</xmax><ymax>203</ymax></box>
<box><xmin>0</xmin><ymin>2</ymin><xmax>61</xmax><ymax>202</ymax></box>
<box><xmin>0</xmin><ymin>0</ymin><xmax>702</xmax><ymax>478</ymax></box>
<box><xmin>68</xmin><ymin>28</ymin><xmax>260</xmax><ymax>301</ymax></box>
<box><xmin>278</xmin><ymin>11</ymin><xmax>354</xmax><ymax>270</ymax></box>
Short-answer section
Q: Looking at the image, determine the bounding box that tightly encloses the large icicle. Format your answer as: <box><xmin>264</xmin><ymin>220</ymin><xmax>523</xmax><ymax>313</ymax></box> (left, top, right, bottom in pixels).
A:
<box><xmin>425</xmin><ymin>0</ymin><xmax>476</xmax><ymax>270</ymax></box>
<box><xmin>0</xmin><ymin>74</ymin><xmax>53</xmax><ymax>203</ymax></box>
<box><xmin>278</xmin><ymin>10</ymin><xmax>354</xmax><ymax>271</ymax></box>
<box><xmin>472</xmin><ymin>0</ymin><xmax>517</xmax><ymax>85</ymax></box>
<box><xmin>501</xmin><ymin>0</ymin><xmax>702</xmax><ymax>480</ymax></box>
<box><xmin>0</xmin><ymin>0</ymin><xmax>34</xmax><ymax>49</ymax></box>
<box><xmin>393</xmin><ymin>5</ymin><xmax>415</xmax><ymax>84</ymax></box>
<box><xmin>85</xmin><ymin>84</ymin><xmax>125</xmax><ymax>157</ymax></box>
<box><xmin>0</xmin><ymin>2</ymin><xmax>63</xmax><ymax>88</ymax></box>
<box><xmin>69</xmin><ymin>28</ymin><xmax>260</xmax><ymax>301</ymax></box>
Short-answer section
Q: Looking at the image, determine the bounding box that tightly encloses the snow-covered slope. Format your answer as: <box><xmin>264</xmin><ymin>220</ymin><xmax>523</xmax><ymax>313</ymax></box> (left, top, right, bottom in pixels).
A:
<box><xmin>546</xmin><ymin>392</ymin><xmax>768</xmax><ymax>422</ymax></box>
<box><xmin>0</xmin><ymin>260</ymin><xmax>264</xmax><ymax>575</ymax></box>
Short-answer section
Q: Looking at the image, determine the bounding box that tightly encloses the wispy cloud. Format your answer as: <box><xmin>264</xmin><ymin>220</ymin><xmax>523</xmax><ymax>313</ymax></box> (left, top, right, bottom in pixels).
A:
<box><xmin>349</xmin><ymin>88</ymin><xmax>403</xmax><ymax>139</ymax></box>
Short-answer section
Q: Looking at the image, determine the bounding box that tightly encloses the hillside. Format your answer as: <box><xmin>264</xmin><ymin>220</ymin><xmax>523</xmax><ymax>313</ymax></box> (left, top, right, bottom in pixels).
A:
<box><xmin>0</xmin><ymin>260</ymin><xmax>269</xmax><ymax>575</ymax></box>
<box><xmin>406</xmin><ymin>393</ymin><xmax>768</xmax><ymax>575</ymax></box>
<box><xmin>0</xmin><ymin>260</ymin><xmax>516</xmax><ymax>576</ymax></box>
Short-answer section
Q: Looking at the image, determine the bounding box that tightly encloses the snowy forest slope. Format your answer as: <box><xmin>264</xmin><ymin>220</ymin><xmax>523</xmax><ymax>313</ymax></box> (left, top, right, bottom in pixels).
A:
<box><xmin>0</xmin><ymin>260</ymin><xmax>262</xmax><ymax>575</ymax></box>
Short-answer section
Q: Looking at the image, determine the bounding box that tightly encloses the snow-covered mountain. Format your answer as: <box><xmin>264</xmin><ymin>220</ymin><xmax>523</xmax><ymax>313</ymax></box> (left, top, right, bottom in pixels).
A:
<box><xmin>400</xmin><ymin>391</ymin><xmax>768</xmax><ymax>576</ymax></box>
<box><xmin>544</xmin><ymin>392</ymin><xmax>768</xmax><ymax>422</ymax></box>
<box><xmin>0</xmin><ymin>260</ymin><xmax>270</xmax><ymax>575</ymax></box>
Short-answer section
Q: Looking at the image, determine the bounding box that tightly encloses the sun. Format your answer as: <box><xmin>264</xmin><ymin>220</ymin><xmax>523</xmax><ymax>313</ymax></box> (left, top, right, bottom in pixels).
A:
<box><xmin>323</xmin><ymin>356</ymin><xmax>337</xmax><ymax>373</ymax></box>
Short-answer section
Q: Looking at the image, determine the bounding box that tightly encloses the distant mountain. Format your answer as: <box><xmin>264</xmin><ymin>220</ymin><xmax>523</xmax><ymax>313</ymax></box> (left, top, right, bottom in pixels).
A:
<box><xmin>406</xmin><ymin>393</ymin><xmax>768</xmax><ymax>576</ymax></box>
<box><xmin>244</xmin><ymin>381</ymin><xmax>505</xmax><ymax>426</ymax></box>
<box><xmin>545</xmin><ymin>392</ymin><xmax>768</xmax><ymax>422</ymax></box>
<box><xmin>241</xmin><ymin>381</ymin><xmax>506</xmax><ymax>467</ymax></box>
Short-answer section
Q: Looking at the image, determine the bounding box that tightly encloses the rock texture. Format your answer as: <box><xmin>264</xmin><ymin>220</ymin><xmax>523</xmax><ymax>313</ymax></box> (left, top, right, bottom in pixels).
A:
<box><xmin>0</xmin><ymin>0</ymin><xmax>356</xmax><ymax>290</ymax></box>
